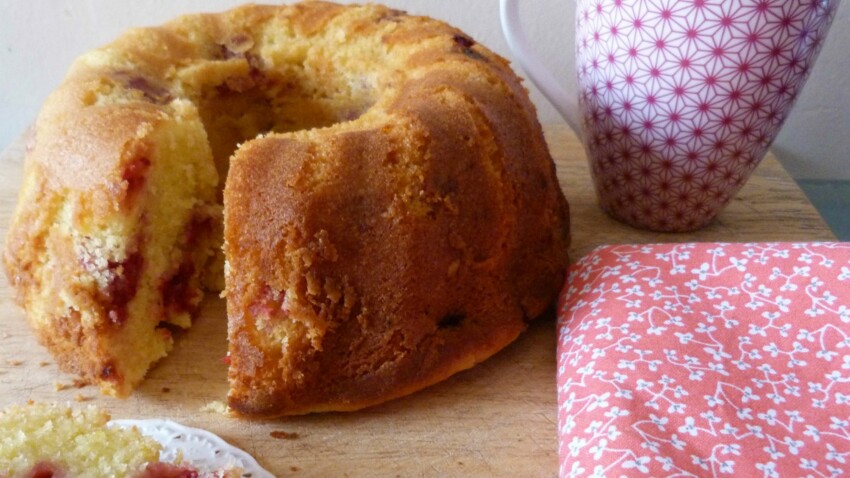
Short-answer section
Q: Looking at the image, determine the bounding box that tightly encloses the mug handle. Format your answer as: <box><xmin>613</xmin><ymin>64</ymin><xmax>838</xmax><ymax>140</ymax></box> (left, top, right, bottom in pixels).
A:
<box><xmin>499</xmin><ymin>0</ymin><xmax>582</xmax><ymax>136</ymax></box>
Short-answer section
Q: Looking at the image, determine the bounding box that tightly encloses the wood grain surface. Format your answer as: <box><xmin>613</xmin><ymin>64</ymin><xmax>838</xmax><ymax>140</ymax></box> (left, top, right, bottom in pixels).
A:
<box><xmin>0</xmin><ymin>124</ymin><xmax>836</xmax><ymax>477</ymax></box>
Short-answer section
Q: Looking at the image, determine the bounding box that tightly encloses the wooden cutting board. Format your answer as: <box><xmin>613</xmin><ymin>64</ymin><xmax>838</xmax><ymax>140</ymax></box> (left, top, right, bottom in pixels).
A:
<box><xmin>0</xmin><ymin>124</ymin><xmax>835</xmax><ymax>477</ymax></box>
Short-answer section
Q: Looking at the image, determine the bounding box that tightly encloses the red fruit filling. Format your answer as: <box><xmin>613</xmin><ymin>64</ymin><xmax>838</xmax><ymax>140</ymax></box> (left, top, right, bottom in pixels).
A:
<box><xmin>25</xmin><ymin>462</ymin><xmax>65</xmax><ymax>478</ymax></box>
<box><xmin>452</xmin><ymin>34</ymin><xmax>486</xmax><ymax>61</ymax></box>
<box><xmin>217</xmin><ymin>34</ymin><xmax>253</xmax><ymax>59</ymax></box>
<box><xmin>137</xmin><ymin>462</ymin><xmax>199</xmax><ymax>478</ymax></box>
<box><xmin>453</xmin><ymin>34</ymin><xmax>475</xmax><ymax>48</ymax></box>
<box><xmin>158</xmin><ymin>212</ymin><xmax>217</xmax><ymax>317</ymax></box>
<box><xmin>214</xmin><ymin>42</ymin><xmax>265</xmax><ymax>94</ymax></box>
<box><xmin>121</xmin><ymin>156</ymin><xmax>151</xmax><ymax>207</ymax></box>
<box><xmin>184</xmin><ymin>213</ymin><xmax>214</xmax><ymax>249</ymax></box>
<box><xmin>124</xmin><ymin>75</ymin><xmax>173</xmax><ymax>104</ymax></box>
<box><xmin>103</xmin><ymin>252</ymin><xmax>144</xmax><ymax>326</ymax></box>
<box><xmin>160</xmin><ymin>262</ymin><xmax>198</xmax><ymax>316</ymax></box>
<box><xmin>248</xmin><ymin>285</ymin><xmax>286</xmax><ymax>323</ymax></box>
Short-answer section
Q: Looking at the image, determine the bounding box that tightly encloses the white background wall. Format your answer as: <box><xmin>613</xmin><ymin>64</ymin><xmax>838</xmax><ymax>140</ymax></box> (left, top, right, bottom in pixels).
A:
<box><xmin>1</xmin><ymin>0</ymin><xmax>847</xmax><ymax>180</ymax></box>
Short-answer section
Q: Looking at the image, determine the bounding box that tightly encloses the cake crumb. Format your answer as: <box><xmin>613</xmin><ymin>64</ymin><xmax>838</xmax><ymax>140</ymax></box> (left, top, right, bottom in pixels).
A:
<box><xmin>6</xmin><ymin>359</ymin><xmax>23</xmax><ymax>366</ymax></box>
<box><xmin>54</xmin><ymin>382</ymin><xmax>71</xmax><ymax>391</ymax></box>
<box><xmin>162</xmin><ymin>387</ymin><xmax>171</xmax><ymax>393</ymax></box>
<box><xmin>74</xmin><ymin>394</ymin><xmax>92</xmax><ymax>402</ymax></box>
<box><xmin>72</xmin><ymin>378</ymin><xmax>89</xmax><ymax>388</ymax></box>
<box><xmin>290</xmin><ymin>466</ymin><xmax>300</xmax><ymax>472</ymax></box>
<box><xmin>200</xmin><ymin>400</ymin><xmax>229</xmax><ymax>415</ymax></box>
<box><xmin>270</xmin><ymin>430</ymin><xmax>299</xmax><ymax>440</ymax></box>
<box><xmin>39</xmin><ymin>361</ymin><xmax>51</xmax><ymax>367</ymax></box>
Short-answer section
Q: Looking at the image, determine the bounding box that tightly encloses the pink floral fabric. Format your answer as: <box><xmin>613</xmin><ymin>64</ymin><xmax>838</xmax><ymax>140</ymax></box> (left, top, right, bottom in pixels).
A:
<box><xmin>557</xmin><ymin>243</ymin><xmax>850</xmax><ymax>477</ymax></box>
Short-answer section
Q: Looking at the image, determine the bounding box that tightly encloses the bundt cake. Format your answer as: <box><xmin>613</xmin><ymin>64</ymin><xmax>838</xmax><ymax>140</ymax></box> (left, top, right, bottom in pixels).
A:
<box><xmin>3</xmin><ymin>2</ymin><xmax>570</xmax><ymax>417</ymax></box>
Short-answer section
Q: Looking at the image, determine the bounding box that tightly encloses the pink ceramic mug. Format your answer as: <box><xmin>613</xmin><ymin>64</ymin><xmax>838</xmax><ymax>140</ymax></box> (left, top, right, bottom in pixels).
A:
<box><xmin>502</xmin><ymin>0</ymin><xmax>840</xmax><ymax>232</ymax></box>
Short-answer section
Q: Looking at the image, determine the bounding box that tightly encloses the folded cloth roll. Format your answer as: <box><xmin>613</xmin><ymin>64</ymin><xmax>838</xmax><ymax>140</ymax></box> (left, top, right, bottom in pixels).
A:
<box><xmin>557</xmin><ymin>242</ymin><xmax>850</xmax><ymax>477</ymax></box>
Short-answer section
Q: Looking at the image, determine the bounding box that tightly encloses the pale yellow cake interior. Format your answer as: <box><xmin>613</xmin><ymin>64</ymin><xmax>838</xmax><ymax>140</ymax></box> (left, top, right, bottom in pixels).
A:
<box><xmin>0</xmin><ymin>403</ymin><xmax>160</xmax><ymax>477</ymax></box>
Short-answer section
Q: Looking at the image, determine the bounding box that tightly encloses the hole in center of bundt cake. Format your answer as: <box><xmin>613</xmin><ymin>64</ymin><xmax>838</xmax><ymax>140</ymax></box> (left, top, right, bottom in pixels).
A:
<box><xmin>193</xmin><ymin>48</ymin><xmax>377</xmax><ymax>177</ymax></box>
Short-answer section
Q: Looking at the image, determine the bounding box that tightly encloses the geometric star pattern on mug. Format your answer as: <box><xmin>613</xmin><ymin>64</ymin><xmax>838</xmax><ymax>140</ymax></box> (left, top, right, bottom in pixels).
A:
<box><xmin>576</xmin><ymin>0</ymin><xmax>839</xmax><ymax>231</ymax></box>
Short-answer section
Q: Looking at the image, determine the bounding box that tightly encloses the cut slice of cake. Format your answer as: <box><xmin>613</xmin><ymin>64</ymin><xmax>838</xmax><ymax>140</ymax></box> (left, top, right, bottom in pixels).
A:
<box><xmin>0</xmin><ymin>403</ymin><xmax>246</xmax><ymax>478</ymax></box>
<box><xmin>0</xmin><ymin>402</ymin><xmax>160</xmax><ymax>477</ymax></box>
<box><xmin>3</xmin><ymin>96</ymin><xmax>222</xmax><ymax>397</ymax></box>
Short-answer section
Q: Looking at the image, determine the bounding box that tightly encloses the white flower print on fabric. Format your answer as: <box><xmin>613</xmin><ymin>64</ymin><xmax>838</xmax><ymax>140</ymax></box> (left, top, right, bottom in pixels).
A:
<box><xmin>558</xmin><ymin>243</ymin><xmax>850</xmax><ymax>477</ymax></box>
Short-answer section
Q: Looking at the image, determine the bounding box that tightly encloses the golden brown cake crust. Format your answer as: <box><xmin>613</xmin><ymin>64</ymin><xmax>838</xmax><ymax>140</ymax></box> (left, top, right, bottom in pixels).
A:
<box><xmin>3</xmin><ymin>1</ymin><xmax>570</xmax><ymax>414</ymax></box>
<box><xmin>221</xmin><ymin>2</ymin><xmax>570</xmax><ymax>416</ymax></box>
